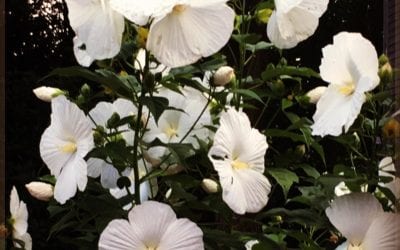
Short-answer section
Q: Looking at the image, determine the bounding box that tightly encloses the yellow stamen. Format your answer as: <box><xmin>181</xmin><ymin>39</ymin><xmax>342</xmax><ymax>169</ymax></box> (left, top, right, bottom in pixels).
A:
<box><xmin>231</xmin><ymin>159</ymin><xmax>249</xmax><ymax>170</ymax></box>
<box><xmin>173</xmin><ymin>4</ymin><xmax>186</xmax><ymax>14</ymax></box>
<box><xmin>338</xmin><ymin>82</ymin><xmax>355</xmax><ymax>96</ymax></box>
<box><xmin>164</xmin><ymin>126</ymin><xmax>178</xmax><ymax>139</ymax></box>
<box><xmin>60</xmin><ymin>142</ymin><xmax>77</xmax><ymax>153</ymax></box>
<box><xmin>147</xmin><ymin>246</ymin><xmax>157</xmax><ymax>250</ymax></box>
<box><xmin>347</xmin><ymin>243</ymin><xmax>362</xmax><ymax>250</ymax></box>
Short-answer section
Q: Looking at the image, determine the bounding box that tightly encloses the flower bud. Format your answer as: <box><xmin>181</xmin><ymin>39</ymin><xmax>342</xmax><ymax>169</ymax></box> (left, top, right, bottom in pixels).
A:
<box><xmin>33</xmin><ymin>86</ymin><xmax>64</xmax><ymax>102</ymax></box>
<box><xmin>165</xmin><ymin>188</ymin><xmax>172</xmax><ymax>199</ymax></box>
<box><xmin>305</xmin><ymin>86</ymin><xmax>327</xmax><ymax>104</ymax></box>
<box><xmin>201</xmin><ymin>178</ymin><xmax>219</xmax><ymax>193</ymax></box>
<box><xmin>213</xmin><ymin>66</ymin><xmax>235</xmax><ymax>86</ymax></box>
<box><xmin>256</xmin><ymin>8</ymin><xmax>273</xmax><ymax>23</ymax></box>
<box><xmin>137</xmin><ymin>27</ymin><xmax>149</xmax><ymax>48</ymax></box>
<box><xmin>25</xmin><ymin>182</ymin><xmax>53</xmax><ymax>201</ymax></box>
<box><xmin>379</xmin><ymin>62</ymin><xmax>393</xmax><ymax>83</ymax></box>
<box><xmin>383</xmin><ymin>118</ymin><xmax>400</xmax><ymax>138</ymax></box>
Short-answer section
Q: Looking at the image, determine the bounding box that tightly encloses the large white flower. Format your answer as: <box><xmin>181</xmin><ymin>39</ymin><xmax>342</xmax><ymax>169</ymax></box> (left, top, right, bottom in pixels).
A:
<box><xmin>311</xmin><ymin>32</ymin><xmax>380</xmax><ymax>137</ymax></box>
<box><xmin>66</xmin><ymin>0</ymin><xmax>125</xmax><ymax>66</ymax></box>
<box><xmin>208</xmin><ymin>108</ymin><xmax>271</xmax><ymax>214</ymax></box>
<box><xmin>9</xmin><ymin>186</ymin><xmax>32</xmax><ymax>250</ymax></box>
<box><xmin>267</xmin><ymin>0</ymin><xmax>328</xmax><ymax>49</ymax></box>
<box><xmin>87</xmin><ymin>98</ymin><xmax>137</xmax><ymax>189</ymax></box>
<box><xmin>40</xmin><ymin>96</ymin><xmax>94</xmax><ymax>204</ymax></box>
<box><xmin>99</xmin><ymin>201</ymin><xmax>204</xmax><ymax>250</ymax></box>
<box><xmin>326</xmin><ymin>193</ymin><xmax>400</xmax><ymax>250</ymax></box>
<box><xmin>111</xmin><ymin>0</ymin><xmax>235</xmax><ymax>68</ymax></box>
<box><xmin>143</xmin><ymin>86</ymin><xmax>212</xmax><ymax>160</ymax></box>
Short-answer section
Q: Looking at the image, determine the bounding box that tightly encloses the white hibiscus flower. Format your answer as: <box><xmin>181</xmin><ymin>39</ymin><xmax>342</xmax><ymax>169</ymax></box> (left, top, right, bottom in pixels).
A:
<box><xmin>87</xmin><ymin>98</ymin><xmax>137</xmax><ymax>189</ymax></box>
<box><xmin>267</xmin><ymin>0</ymin><xmax>329</xmax><ymax>49</ymax></box>
<box><xmin>311</xmin><ymin>32</ymin><xmax>380</xmax><ymax>137</ymax></box>
<box><xmin>143</xmin><ymin>86</ymin><xmax>212</xmax><ymax>161</ymax></box>
<box><xmin>208</xmin><ymin>108</ymin><xmax>271</xmax><ymax>214</ymax></box>
<box><xmin>326</xmin><ymin>193</ymin><xmax>400</xmax><ymax>250</ymax></box>
<box><xmin>111</xmin><ymin>0</ymin><xmax>235</xmax><ymax>68</ymax></box>
<box><xmin>66</xmin><ymin>0</ymin><xmax>125</xmax><ymax>66</ymax></box>
<box><xmin>9</xmin><ymin>186</ymin><xmax>32</xmax><ymax>250</ymax></box>
<box><xmin>98</xmin><ymin>201</ymin><xmax>204</xmax><ymax>250</ymax></box>
<box><xmin>40</xmin><ymin>96</ymin><xmax>94</xmax><ymax>204</ymax></box>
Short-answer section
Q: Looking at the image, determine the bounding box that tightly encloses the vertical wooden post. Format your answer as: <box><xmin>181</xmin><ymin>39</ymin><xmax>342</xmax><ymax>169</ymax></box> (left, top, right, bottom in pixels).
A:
<box><xmin>383</xmin><ymin>0</ymin><xmax>400</xmax><ymax>175</ymax></box>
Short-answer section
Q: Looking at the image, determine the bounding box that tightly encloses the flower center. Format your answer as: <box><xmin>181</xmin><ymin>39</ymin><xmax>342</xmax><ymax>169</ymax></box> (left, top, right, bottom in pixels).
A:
<box><xmin>173</xmin><ymin>4</ymin><xmax>186</xmax><ymax>14</ymax></box>
<box><xmin>231</xmin><ymin>159</ymin><xmax>249</xmax><ymax>170</ymax></box>
<box><xmin>164</xmin><ymin>126</ymin><xmax>178</xmax><ymax>139</ymax></box>
<box><xmin>338</xmin><ymin>82</ymin><xmax>355</xmax><ymax>96</ymax></box>
<box><xmin>146</xmin><ymin>246</ymin><xmax>157</xmax><ymax>250</ymax></box>
<box><xmin>60</xmin><ymin>142</ymin><xmax>77</xmax><ymax>153</ymax></box>
<box><xmin>348</xmin><ymin>243</ymin><xmax>363</xmax><ymax>250</ymax></box>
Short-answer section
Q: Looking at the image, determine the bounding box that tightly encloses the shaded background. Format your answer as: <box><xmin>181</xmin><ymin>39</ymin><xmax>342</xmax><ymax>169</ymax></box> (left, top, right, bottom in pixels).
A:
<box><xmin>6</xmin><ymin>0</ymin><xmax>384</xmax><ymax>249</ymax></box>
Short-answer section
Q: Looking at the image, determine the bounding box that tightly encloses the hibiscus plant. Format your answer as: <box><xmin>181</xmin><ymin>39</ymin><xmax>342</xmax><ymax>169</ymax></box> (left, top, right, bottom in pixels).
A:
<box><xmin>7</xmin><ymin>0</ymin><xmax>400</xmax><ymax>250</ymax></box>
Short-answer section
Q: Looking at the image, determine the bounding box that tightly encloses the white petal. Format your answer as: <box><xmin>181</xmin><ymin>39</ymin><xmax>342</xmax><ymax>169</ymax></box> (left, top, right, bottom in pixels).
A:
<box><xmin>362</xmin><ymin>213</ymin><xmax>400</xmax><ymax>250</ymax></box>
<box><xmin>113</xmin><ymin>98</ymin><xmax>137</xmax><ymax>118</ymax></box>
<box><xmin>232</xmin><ymin>169</ymin><xmax>271</xmax><ymax>214</ymax></box>
<box><xmin>53</xmin><ymin>157</ymin><xmax>87</xmax><ymax>204</ymax></box>
<box><xmin>10</xmin><ymin>187</ymin><xmax>28</xmax><ymax>237</ymax></box>
<box><xmin>14</xmin><ymin>232</ymin><xmax>32</xmax><ymax>250</ymax></box>
<box><xmin>89</xmin><ymin>101</ymin><xmax>115</xmax><ymax>127</ymax></box>
<box><xmin>147</xmin><ymin>2</ymin><xmax>234</xmax><ymax>67</ymax></box>
<box><xmin>147</xmin><ymin>14</ymin><xmax>201</xmax><ymax>68</ymax></box>
<box><xmin>267</xmin><ymin>0</ymin><xmax>328</xmax><ymax>49</ymax></box>
<box><xmin>179</xmin><ymin>3</ymin><xmax>234</xmax><ymax>57</ymax></box>
<box><xmin>311</xmin><ymin>84</ymin><xmax>366</xmax><ymax>137</ymax></box>
<box><xmin>325</xmin><ymin>193</ymin><xmax>383</xmax><ymax>245</ymax></box>
<box><xmin>10</xmin><ymin>186</ymin><xmax>20</xmax><ymax>220</ymax></box>
<box><xmin>99</xmin><ymin>219</ymin><xmax>144</xmax><ymax>250</ymax></box>
<box><xmin>320</xmin><ymin>32</ymin><xmax>379</xmax><ymax>88</ymax></box>
<box><xmin>110</xmin><ymin>0</ymin><xmax>174</xmax><ymax>26</ymax></box>
<box><xmin>87</xmin><ymin>158</ymin><xmax>103</xmax><ymax>178</ymax></box>
<box><xmin>73</xmin><ymin>36</ymin><xmax>94</xmax><ymax>67</ymax></box>
<box><xmin>129</xmin><ymin>201</ymin><xmax>177</xmax><ymax>247</ymax></box>
<box><xmin>101</xmin><ymin>163</ymin><xmax>121</xmax><ymax>189</ymax></box>
<box><xmin>40</xmin><ymin>126</ymin><xmax>76</xmax><ymax>177</ymax></box>
<box><xmin>158</xmin><ymin>218</ymin><xmax>204</xmax><ymax>250</ymax></box>
<box><xmin>66</xmin><ymin>0</ymin><xmax>124</xmax><ymax>64</ymax></box>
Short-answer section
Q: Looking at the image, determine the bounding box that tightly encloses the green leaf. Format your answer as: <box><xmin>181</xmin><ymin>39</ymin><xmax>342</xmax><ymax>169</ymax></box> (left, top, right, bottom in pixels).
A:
<box><xmin>38</xmin><ymin>175</ymin><xmax>56</xmax><ymax>185</ymax></box>
<box><xmin>232</xmin><ymin>33</ymin><xmax>262</xmax><ymax>45</ymax></box>
<box><xmin>43</xmin><ymin>67</ymin><xmax>133</xmax><ymax>98</ymax></box>
<box><xmin>245</xmin><ymin>41</ymin><xmax>274</xmax><ymax>53</ymax></box>
<box><xmin>233</xmin><ymin>88</ymin><xmax>264</xmax><ymax>104</ymax></box>
<box><xmin>140</xmin><ymin>96</ymin><xmax>169</xmax><ymax>123</ymax></box>
<box><xmin>296</xmin><ymin>164</ymin><xmax>320</xmax><ymax>179</ymax></box>
<box><xmin>261</xmin><ymin>65</ymin><xmax>320</xmax><ymax>80</ymax></box>
<box><xmin>268</xmin><ymin>168</ymin><xmax>299</xmax><ymax>197</ymax></box>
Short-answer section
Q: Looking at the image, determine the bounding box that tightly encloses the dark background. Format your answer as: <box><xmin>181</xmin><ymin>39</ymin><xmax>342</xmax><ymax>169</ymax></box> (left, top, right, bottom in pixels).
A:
<box><xmin>6</xmin><ymin>0</ymin><xmax>383</xmax><ymax>249</ymax></box>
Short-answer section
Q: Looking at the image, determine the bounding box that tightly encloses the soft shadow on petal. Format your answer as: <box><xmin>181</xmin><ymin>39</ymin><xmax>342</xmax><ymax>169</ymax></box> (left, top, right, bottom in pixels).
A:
<box><xmin>129</xmin><ymin>201</ymin><xmax>177</xmax><ymax>247</ymax></box>
<box><xmin>325</xmin><ymin>193</ymin><xmax>383</xmax><ymax>245</ymax></box>
<box><xmin>361</xmin><ymin>213</ymin><xmax>400</xmax><ymax>250</ymax></box>
<box><xmin>99</xmin><ymin>219</ymin><xmax>144</xmax><ymax>250</ymax></box>
<box><xmin>158</xmin><ymin>218</ymin><xmax>204</xmax><ymax>250</ymax></box>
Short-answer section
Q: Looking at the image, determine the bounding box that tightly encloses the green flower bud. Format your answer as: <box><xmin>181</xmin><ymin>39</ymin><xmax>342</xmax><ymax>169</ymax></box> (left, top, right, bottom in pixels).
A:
<box><xmin>256</xmin><ymin>8</ymin><xmax>273</xmax><ymax>23</ymax></box>
<box><xmin>107</xmin><ymin>112</ymin><xmax>121</xmax><ymax>128</ymax></box>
